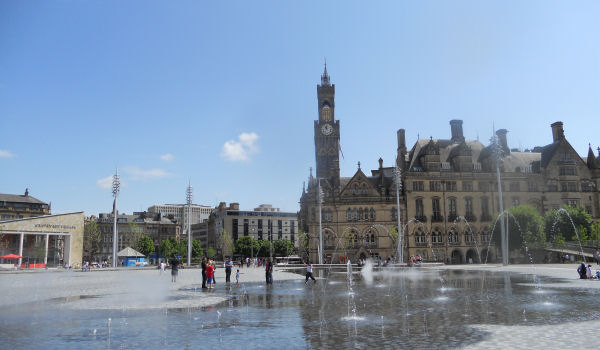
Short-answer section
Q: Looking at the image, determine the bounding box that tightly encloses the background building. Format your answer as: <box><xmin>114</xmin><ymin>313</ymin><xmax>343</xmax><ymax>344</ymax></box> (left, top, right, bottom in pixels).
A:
<box><xmin>147</xmin><ymin>203</ymin><xmax>212</xmax><ymax>237</ymax></box>
<box><xmin>0</xmin><ymin>212</ymin><xmax>84</xmax><ymax>268</ymax></box>
<box><xmin>0</xmin><ymin>189</ymin><xmax>50</xmax><ymax>220</ymax></box>
<box><xmin>208</xmin><ymin>202</ymin><xmax>298</xmax><ymax>257</ymax></box>
<box><xmin>89</xmin><ymin>211</ymin><xmax>179</xmax><ymax>263</ymax></box>
<box><xmin>300</xmin><ymin>68</ymin><xmax>600</xmax><ymax>264</ymax></box>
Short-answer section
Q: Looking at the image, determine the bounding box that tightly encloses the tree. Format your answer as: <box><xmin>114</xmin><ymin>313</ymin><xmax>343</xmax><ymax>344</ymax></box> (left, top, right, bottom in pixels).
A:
<box><xmin>256</xmin><ymin>240</ymin><xmax>273</xmax><ymax>258</ymax></box>
<box><xmin>544</xmin><ymin>205</ymin><xmax>592</xmax><ymax>244</ymax></box>
<box><xmin>492</xmin><ymin>205</ymin><xmax>545</xmax><ymax>251</ymax></box>
<box><xmin>192</xmin><ymin>239</ymin><xmax>203</xmax><ymax>258</ymax></box>
<box><xmin>296</xmin><ymin>231</ymin><xmax>310</xmax><ymax>260</ymax></box>
<box><xmin>136</xmin><ymin>235</ymin><xmax>155</xmax><ymax>257</ymax></box>
<box><xmin>273</xmin><ymin>239</ymin><xmax>294</xmax><ymax>257</ymax></box>
<box><xmin>234</xmin><ymin>236</ymin><xmax>258</xmax><ymax>258</ymax></box>
<box><xmin>217</xmin><ymin>229</ymin><xmax>233</xmax><ymax>259</ymax></box>
<box><xmin>590</xmin><ymin>221</ymin><xmax>600</xmax><ymax>247</ymax></box>
<box><xmin>159</xmin><ymin>238</ymin><xmax>176</xmax><ymax>259</ymax></box>
<box><xmin>206</xmin><ymin>247</ymin><xmax>216</xmax><ymax>259</ymax></box>
<box><xmin>83</xmin><ymin>220</ymin><xmax>102</xmax><ymax>261</ymax></box>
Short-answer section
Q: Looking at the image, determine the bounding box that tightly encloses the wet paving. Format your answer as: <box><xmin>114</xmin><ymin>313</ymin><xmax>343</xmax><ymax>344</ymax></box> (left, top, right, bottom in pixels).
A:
<box><xmin>1</xmin><ymin>268</ymin><xmax>599</xmax><ymax>349</ymax></box>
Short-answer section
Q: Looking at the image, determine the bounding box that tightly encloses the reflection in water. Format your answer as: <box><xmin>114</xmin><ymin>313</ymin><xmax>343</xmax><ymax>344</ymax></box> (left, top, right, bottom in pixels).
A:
<box><xmin>0</xmin><ymin>269</ymin><xmax>599</xmax><ymax>349</ymax></box>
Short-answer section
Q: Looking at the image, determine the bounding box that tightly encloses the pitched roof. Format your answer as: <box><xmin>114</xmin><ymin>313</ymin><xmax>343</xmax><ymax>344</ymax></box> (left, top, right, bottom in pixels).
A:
<box><xmin>117</xmin><ymin>247</ymin><xmax>145</xmax><ymax>257</ymax></box>
<box><xmin>0</xmin><ymin>193</ymin><xmax>47</xmax><ymax>205</ymax></box>
<box><xmin>540</xmin><ymin>142</ymin><xmax>560</xmax><ymax>168</ymax></box>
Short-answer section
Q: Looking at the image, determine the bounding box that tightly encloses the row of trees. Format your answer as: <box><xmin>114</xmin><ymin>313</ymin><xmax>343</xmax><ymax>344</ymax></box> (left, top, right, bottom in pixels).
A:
<box><xmin>232</xmin><ymin>236</ymin><xmax>295</xmax><ymax>258</ymax></box>
<box><xmin>492</xmin><ymin>205</ymin><xmax>600</xmax><ymax>250</ymax></box>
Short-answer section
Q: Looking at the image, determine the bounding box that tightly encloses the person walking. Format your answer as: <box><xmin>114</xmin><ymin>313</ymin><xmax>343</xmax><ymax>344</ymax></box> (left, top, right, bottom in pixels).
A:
<box><xmin>304</xmin><ymin>261</ymin><xmax>316</xmax><ymax>284</ymax></box>
<box><xmin>206</xmin><ymin>260</ymin><xmax>215</xmax><ymax>289</ymax></box>
<box><xmin>201</xmin><ymin>257</ymin><xmax>208</xmax><ymax>289</ymax></box>
<box><xmin>265</xmin><ymin>257</ymin><xmax>273</xmax><ymax>285</ymax></box>
<box><xmin>170</xmin><ymin>255</ymin><xmax>181</xmax><ymax>283</ymax></box>
<box><xmin>225</xmin><ymin>257</ymin><xmax>234</xmax><ymax>283</ymax></box>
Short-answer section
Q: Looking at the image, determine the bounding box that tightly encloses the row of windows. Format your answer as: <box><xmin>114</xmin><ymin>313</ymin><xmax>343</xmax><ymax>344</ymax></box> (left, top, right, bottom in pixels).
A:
<box><xmin>413</xmin><ymin>180</ymin><xmax>594</xmax><ymax>193</ymax></box>
<box><xmin>346</xmin><ymin>208</ymin><xmax>376</xmax><ymax>221</ymax></box>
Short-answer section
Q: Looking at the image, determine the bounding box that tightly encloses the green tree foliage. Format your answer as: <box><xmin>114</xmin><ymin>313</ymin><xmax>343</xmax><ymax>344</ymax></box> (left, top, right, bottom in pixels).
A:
<box><xmin>206</xmin><ymin>247</ymin><xmax>216</xmax><ymax>259</ymax></box>
<box><xmin>159</xmin><ymin>238</ymin><xmax>187</xmax><ymax>259</ymax></box>
<box><xmin>83</xmin><ymin>220</ymin><xmax>102</xmax><ymax>260</ymax></box>
<box><xmin>296</xmin><ymin>231</ymin><xmax>310</xmax><ymax>259</ymax></box>
<box><xmin>255</xmin><ymin>240</ymin><xmax>273</xmax><ymax>258</ymax></box>
<box><xmin>159</xmin><ymin>239</ymin><xmax>176</xmax><ymax>259</ymax></box>
<box><xmin>492</xmin><ymin>205</ymin><xmax>545</xmax><ymax>250</ymax></box>
<box><xmin>217</xmin><ymin>229</ymin><xmax>233</xmax><ymax>259</ymax></box>
<box><xmin>177</xmin><ymin>239</ymin><xmax>203</xmax><ymax>258</ymax></box>
<box><xmin>590</xmin><ymin>221</ymin><xmax>600</xmax><ymax>246</ymax></box>
<box><xmin>136</xmin><ymin>235</ymin><xmax>155</xmax><ymax>257</ymax></box>
<box><xmin>192</xmin><ymin>239</ymin><xmax>203</xmax><ymax>258</ymax></box>
<box><xmin>273</xmin><ymin>239</ymin><xmax>295</xmax><ymax>257</ymax></box>
<box><xmin>388</xmin><ymin>226</ymin><xmax>398</xmax><ymax>246</ymax></box>
<box><xmin>234</xmin><ymin>236</ymin><xmax>259</xmax><ymax>258</ymax></box>
<box><xmin>544</xmin><ymin>206</ymin><xmax>592</xmax><ymax>244</ymax></box>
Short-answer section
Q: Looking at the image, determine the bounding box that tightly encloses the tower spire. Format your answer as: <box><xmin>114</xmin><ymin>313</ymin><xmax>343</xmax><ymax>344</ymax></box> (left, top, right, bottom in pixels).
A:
<box><xmin>321</xmin><ymin>59</ymin><xmax>330</xmax><ymax>86</ymax></box>
<box><xmin>587</xmin><ymin>144</ymin><xmax>598</xmax><ymax>169</ymax></box>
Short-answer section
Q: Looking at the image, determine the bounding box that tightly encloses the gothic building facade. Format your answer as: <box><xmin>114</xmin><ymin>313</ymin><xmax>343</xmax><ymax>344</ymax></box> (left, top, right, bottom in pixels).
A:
<box><xmin>299</xmin><ymin>67</ymin><xmax>600</xmax><ymax>264</ymax></box>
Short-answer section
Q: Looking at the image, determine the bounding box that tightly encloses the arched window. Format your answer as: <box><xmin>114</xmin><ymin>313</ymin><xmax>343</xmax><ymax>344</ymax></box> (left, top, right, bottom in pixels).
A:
<box><xmin>321</xmin><ymin>105</ymin><xmax>331</xmax><ymax>122</ymax></box>
<box><xmin>361</xmin><ymin>183</ymin><xmax>368</xmax><ymax>195</ymax></box>
<box><xmin>358</xmin><ymin>208</ymin><xmax>364</xmax><ymax>220</ymax></box>
<box><xmin>370</xmin><ymin>208</ymin><xmax>375</xmax><ymax>221</ymax></box>
<box><xmin>352</xmin><ymin>208</ymin><xmax>358</xmax><ymax>221</ymax></box>
<box><xmin>352</xmin><ymin>183</ymin><xmax>359</xmax><ymax>195</ymax></box>
<box><xmin>346</xmin><ymin>208</ymin><xmax>351</xmax><ymax>221</ymax></box>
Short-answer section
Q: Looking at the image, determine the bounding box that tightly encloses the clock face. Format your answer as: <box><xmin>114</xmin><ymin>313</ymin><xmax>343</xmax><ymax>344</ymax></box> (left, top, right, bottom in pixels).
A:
<box><xmin>321</xmin><ymin>123</ymin><xmax>333</xmax><ymax>136</ymax></box>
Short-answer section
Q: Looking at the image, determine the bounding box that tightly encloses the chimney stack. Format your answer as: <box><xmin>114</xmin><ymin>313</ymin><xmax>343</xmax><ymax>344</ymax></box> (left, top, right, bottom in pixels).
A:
<box><xmin>551</xmin><ymin>121</ymin><xmax>564</xmax><ymax>142</ymax></box>
<box><xmin>450</xmin><ymin>120</ymin><xmax>465</xmax><ymax>143</ymax></box>
<box><xmin>496</xmin><ymin>129</ymin><xmax>509</xmax><ymax>154</ymax></box>
<box><xmin>397</xmin><ymin>129</ymin><xmax>406</xmax><ymax>150</ymax></box>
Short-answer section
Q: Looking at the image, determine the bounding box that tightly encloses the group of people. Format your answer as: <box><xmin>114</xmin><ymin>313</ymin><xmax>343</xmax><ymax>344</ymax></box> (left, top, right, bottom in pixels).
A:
<box><xmin>408</xmin><ymin>255</ymin><xmax>423</xmax><ymax>266</ymax></box>
<box><xmin>577</xmin><ymin>262</ymin><xmax>600</xmax><ymax>280</ymax></box>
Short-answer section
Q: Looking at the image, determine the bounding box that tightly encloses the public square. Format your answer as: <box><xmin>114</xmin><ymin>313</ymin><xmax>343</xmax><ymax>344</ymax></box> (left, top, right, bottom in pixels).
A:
<box><xmin>1</xmin><ymin>263</ymin><xmax>600</xmax><ymax>349</ymax></box>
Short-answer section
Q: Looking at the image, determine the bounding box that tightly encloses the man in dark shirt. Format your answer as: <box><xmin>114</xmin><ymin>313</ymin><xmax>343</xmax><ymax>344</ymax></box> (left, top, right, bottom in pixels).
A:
<box><xmin>265</xmin><ymin>257</ymin><xmax>273</xmax><ymax>285</ymax></box>
<box><xmin>201</xmin><ymin>257</ymin><xmax>208</xmax><ymax>289</ymax></box>
<box><xmin>170</xmin><ymin>255</ymin><xmax>181</xmax><ymax>283</ymax></box>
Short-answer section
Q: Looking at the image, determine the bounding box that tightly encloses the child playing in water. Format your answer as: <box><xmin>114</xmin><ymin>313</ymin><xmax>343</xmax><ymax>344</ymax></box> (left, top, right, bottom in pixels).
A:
<box><xmin>236</xmin><ymin>269</ymin><xmax>240</xmax><ymax>285</ymax></box>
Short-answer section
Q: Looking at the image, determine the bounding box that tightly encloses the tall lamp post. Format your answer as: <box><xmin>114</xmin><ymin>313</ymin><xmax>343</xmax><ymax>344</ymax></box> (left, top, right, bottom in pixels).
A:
<box><xmin>393</xmin><ymin>166</ymin><xmax>403</xmax><ymax>264</ymax></box>
<box><xmin>493</xmin><ymin>132</ymin><xmax>508</xmax><ymax>266</ymax></box>
<box><xmin>111</xmin><ymin>169</ymin><xmax>120</xmax><ymax>268</ymax></box>
<box><xmin>317</xmin><ymin>179</ymin><xmax>324</xmax><ymax>265</ymax></box>
<box><xmin>186</xmin><ymin>182</ymin><xmax>193</xmax><ymax>267</ymax></box>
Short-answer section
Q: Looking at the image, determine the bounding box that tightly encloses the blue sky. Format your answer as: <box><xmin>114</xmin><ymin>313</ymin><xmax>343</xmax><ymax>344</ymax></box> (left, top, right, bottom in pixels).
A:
<box><xmin>1</xmin><ymin>1</ymin><xmax>598</xmax><ymax>216</ymax></box>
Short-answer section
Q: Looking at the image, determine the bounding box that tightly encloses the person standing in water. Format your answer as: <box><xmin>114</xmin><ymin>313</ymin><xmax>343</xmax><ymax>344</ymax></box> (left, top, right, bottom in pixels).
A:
<box><xmin>304</xmin><ymin>261</ymin><xmax>316</xmax><ymax>284</ymax></box>
<box><xmin>170</xmin><ymin>255</ymin><xmax>181</xmax><ymax>283</ymax></box>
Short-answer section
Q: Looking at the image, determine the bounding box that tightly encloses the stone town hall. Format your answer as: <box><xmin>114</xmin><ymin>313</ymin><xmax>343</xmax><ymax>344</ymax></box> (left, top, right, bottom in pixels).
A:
<box><xmin>299</xmin><ymin>66</ymin><xmax>600</xmax><ymax>264</ymax></box>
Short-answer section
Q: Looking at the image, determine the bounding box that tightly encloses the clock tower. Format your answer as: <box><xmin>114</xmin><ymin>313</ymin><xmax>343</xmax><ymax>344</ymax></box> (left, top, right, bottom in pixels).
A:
<box><xmin>314</xmin><ymin>63</ymin><xmax>340</xmax><ymax>189</ymax></box>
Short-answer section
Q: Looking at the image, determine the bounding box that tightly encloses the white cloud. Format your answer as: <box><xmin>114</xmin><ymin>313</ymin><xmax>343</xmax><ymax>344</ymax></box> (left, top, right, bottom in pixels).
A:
<box><xmin>125</xmin><ymin>167</ymin><xmax>173</xmax><ymax>181</ymax></box>
<box><xmin>0</xmin><ymin>150</ymin><xmax>16</xmax><ymax>158</ymax></box>
<box><xmin>221</xmin><ymin>132</ymin><xmax>259</xmax><ymax>162</ymax></box>
<box><xmin>160</xmin><ymin>153</ymin><xmax>174</xmax><ymax>161</ymax></box>
<box><xmin>96</xmin><ymin>175</ymin><xmax>114</xmax><ymax>189</ymax></box>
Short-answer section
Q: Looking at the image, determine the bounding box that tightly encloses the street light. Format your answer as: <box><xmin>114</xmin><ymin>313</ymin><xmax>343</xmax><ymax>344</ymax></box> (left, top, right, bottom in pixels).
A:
<box><xmin>111</xmin><ymin>169</ymin><xmax>120</xmax><ymax>268</ymax></box>
<box><xmin>492</xmin><ymin>131</ymin><xmax>508</xmax><ymax>266</ymax></box>
<box><xmin>317</xmin><ymin>179</ymin><xmax>324</xmax><ymax>265</ymax></box>
<box><xmin>393</xmin><ymin>166</ymin><xmax>403</xmax><ymax>264</ymax></box>
<box><xmin>186</xmin><ymin>182</ymin><xmax>193</xmax><ymax>267</ymax></box>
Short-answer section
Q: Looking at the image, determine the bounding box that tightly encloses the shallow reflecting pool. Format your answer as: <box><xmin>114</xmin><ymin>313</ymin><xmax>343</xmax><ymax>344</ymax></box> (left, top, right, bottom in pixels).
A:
<box><xmin>1</xmin><ymin>268</ymin><xmax>599</xmax><ymax>349</ymax></box>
